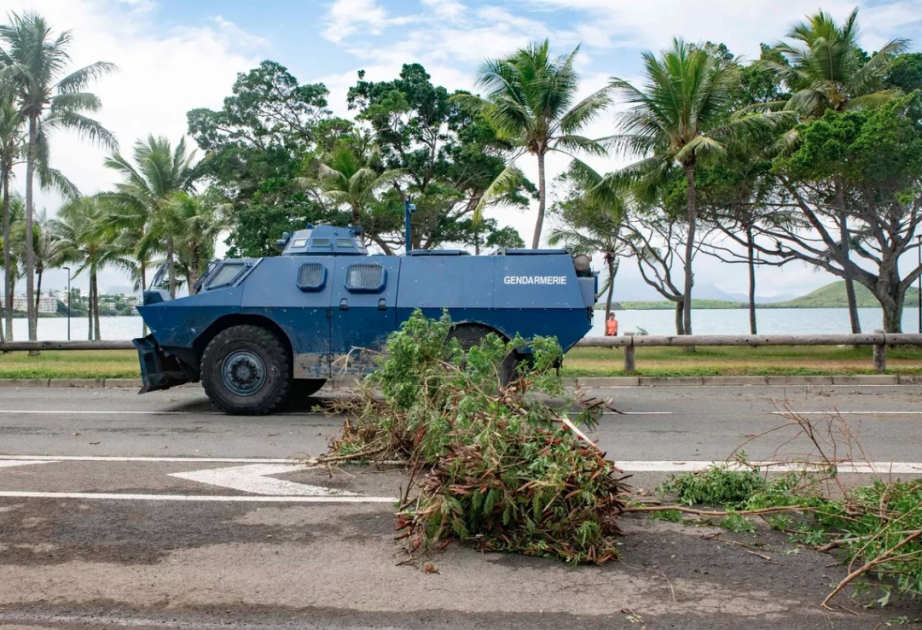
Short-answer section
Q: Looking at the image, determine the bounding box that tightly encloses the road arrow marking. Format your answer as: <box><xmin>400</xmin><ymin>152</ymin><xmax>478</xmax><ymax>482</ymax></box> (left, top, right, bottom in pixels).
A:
<box><xmin>169</xmin><ymin>463</ymin><xmax>357</xmax><ymax>497</ymax></box>
<box><xmin>0</xmin><ymin>460</ymin><xmax>58</xmax><ymax>469</ymax></box>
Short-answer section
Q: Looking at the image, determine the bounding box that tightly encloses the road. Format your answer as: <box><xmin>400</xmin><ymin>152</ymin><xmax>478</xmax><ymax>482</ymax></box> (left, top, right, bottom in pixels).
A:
<box><xmin>1</xmin><ymin>383</ymin><xmax>921</xmax><ymax>629</ymax></box>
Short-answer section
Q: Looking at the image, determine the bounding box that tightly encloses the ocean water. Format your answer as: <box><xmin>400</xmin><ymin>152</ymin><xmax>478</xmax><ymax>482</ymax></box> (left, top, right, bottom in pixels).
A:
<box><xmin>4</xmin><ymin>307</ymin><xmax>921</xmax><ymax>342</ymax></box>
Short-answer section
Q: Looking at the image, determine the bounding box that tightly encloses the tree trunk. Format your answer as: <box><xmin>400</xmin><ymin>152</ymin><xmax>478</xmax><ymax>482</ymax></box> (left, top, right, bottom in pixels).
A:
<box><xmin>24</xmin><ymin>116</ymin><xmax>37</xmax><ymax>341</ymax></box>
<box><xmin>140</xmin><ymin>260</ymin><xmax>148</xmax><ymax>335</ymax></box>
<box><xmin>34</xmin><ymin>268</ymin><xmax>42</xmax><ymax>334</ymax></box>
<box><xmin>87</xmin><ymin>278</ymin><xmax>94</xmax><ymax>341</ymax></box>
<box><xmin>604</xmin><ymin>254</ymin><xmax>616</xmax><ymax>320</ymax></box>
<box><xmin>835</xmin><ymin>178</ymin><xmax>861</xmax><ymax>334</ymax></box>
<box><xmin>682</xmin><ymin>161</ymin><xmax>697</xmax><ymax>338</ymax></box>
<box><xmin>92</xmin><ymin>272</ymin><xmax>101</xmax><ymax>341</ymax></box>
<box><xmin>2</xmin><ymin>162</ymin><xmax>12</xmax><ymax>342</ymax></box>
<box><xmin>674</xmin><ymin>299</ymin><xmax>685</xmax><ymax>335</ymax></box>
<box><xmin>747</xmin><ymin>227</ymin><xmax>758</xmax><ymax>335</ymax></box>
<box><xmin>880</xmin><ymin>291</ymin><xmax>904</xmax><ymax>333</ymax></box>
<box><xmin>189</xmin><ymin>244</ymin><xmax>201</xmax><ymax>293</ymax></box>
<box><xmin>531</xmin><ymin>150</ymin><xmax>547</xmax><ymax>249</ymax></box>
<box><xmin>167</xmin><ymin>236</ymin><xmax>176</xmax><ymax>299</ymax></box>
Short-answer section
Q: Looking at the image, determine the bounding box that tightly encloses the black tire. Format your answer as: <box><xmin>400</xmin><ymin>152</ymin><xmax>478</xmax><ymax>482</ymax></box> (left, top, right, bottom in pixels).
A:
<box><xmin>201</xmin><ymin>325</ymin><xmax>291</xmax><ymax>415</ymax></box>
<box><xmin>447</xmin><ymin>324</ymin><xmax>519</xmax><ymax>386</ymax></box>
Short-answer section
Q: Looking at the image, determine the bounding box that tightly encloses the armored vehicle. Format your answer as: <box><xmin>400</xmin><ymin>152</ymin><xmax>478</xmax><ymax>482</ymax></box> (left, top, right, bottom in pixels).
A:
<box><xmin>134</xmin><ymin>223</ymin><xmax>596</xmax><ymax>415</ymax></box>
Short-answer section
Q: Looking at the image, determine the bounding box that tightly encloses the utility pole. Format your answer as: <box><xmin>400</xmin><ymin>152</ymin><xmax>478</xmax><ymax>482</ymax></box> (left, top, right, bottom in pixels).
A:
<box><xmin>62</xmin><ymin>267</ymin><xmax>71</xmax><ymax>341</ymax></box>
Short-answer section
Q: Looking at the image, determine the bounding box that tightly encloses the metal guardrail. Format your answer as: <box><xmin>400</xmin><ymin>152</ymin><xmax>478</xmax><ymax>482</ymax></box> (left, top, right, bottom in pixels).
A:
<box><xmin>2</xmin><ymin>333</ymin><xmax>921</xmax><ymax>374</ymax></box>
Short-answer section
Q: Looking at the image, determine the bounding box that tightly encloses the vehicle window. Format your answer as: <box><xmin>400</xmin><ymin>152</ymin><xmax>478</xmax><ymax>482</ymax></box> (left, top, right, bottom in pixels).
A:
<box><xmin>346</xmin><ymin>264</ymin><xmax>384</xmax><ymax>291</ymax></box>
<box><xmin>311</xmin><ymin>237</ymin><xmax>331</xmax><ymax>247</ymax></box>
<box><xmin>298</xmin><ymin>263</ymin><xmax>326</xmax><ymax>291</ymax></box>
<box><xmin>206</xmin><ymin>263</ymin><xmax>245</xmax><ymax>289</ymax></box>
<box><xmin>291</xmin><ymin>238</ymin><xmax>307</xmax><ymax>248</ymax></box>
<box><xmin>336</xmin><ymin>238</ymin><xmax>353</xmax><ymax>248</ymax></box>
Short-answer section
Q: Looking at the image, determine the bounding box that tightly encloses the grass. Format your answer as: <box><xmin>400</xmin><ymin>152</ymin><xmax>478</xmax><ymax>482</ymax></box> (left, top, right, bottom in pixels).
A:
<box><xmin>562</xmin><ymin>345</ymin><xmax>922</xmax><ymax>377</ymax></box>
<box><xmin>0</xmin><ymin>350</ymin><xmax>141</xmax><ymax>379</ymax></box>
<box><xmin>1</xmin><ymin>344</ymin><xmax>921</xmax><ymax>379</ymax></box>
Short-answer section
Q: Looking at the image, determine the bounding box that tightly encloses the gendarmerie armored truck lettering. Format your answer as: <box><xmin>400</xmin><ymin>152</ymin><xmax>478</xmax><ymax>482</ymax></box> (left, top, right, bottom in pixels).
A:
<box><xmin>503</xmin><ymin>275</ymin><xmax>567</xmax><ymax>285</ymax></box>
<box><xmin>134</xmin><ymin>224</ymin><xmax>597</xmax><ymax>415</ymax></box>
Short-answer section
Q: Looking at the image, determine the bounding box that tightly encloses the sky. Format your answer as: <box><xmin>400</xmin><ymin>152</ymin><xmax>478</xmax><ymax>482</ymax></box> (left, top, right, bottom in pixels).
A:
<box><xmin>4</xmin><ymin>0</ymin><xmax>922</xmax><ymax>299</ymax></box>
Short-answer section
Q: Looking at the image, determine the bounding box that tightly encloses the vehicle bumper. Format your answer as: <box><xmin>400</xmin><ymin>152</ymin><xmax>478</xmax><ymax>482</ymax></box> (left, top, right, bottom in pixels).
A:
<box><xmin>133</xmin><ymin>335</ymin><xmax>195</xmax><ymax>393</ymax></box>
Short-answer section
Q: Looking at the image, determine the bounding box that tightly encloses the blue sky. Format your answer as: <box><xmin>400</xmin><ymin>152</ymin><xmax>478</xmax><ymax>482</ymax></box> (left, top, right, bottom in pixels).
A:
<box><xmin>6</xmin><ymin>0</ymin><xmax>922</xmax><ymax>299</ymax></box>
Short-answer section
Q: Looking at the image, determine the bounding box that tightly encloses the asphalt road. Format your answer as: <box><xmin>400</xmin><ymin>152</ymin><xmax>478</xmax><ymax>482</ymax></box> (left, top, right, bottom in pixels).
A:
<box><xmin>1</xmin><ymin>383</ymin><xmax>921</xmax><ymax>629</ymax></box>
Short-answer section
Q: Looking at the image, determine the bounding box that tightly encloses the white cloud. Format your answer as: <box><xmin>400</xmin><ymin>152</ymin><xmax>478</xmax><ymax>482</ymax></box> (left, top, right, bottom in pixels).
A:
<box><xmin>4</xmin><ymin>0</ymin><xmax>264</xmax><ymax>291</ymax></box>
<box><xmin>322</xmin><ymin>0</ymin><xmax>419</xmax><ymax>42</ymax></box>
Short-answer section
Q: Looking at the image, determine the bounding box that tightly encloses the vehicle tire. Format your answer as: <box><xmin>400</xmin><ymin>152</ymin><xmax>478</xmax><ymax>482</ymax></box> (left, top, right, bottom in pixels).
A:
<box><xmin>291</xmin><ymin>379</ymin><xmax>326</xmax><ymax>400</ymax></box>
<box><xmin>447</xmin><ymin>324</ymin><xmax>519</xmax><ymax>387</ymax></box>
<box><xmin>201</xmin><ymin>325</ymin><xmax>292</xmax><ymax>415</ymax></box>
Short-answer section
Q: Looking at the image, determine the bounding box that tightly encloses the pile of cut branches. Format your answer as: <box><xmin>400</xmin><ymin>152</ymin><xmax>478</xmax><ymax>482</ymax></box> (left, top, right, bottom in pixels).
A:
<box><xmin>329</xmin><ymin>310</ymin><xmax>628</xmax><ymax>565</ymax></box>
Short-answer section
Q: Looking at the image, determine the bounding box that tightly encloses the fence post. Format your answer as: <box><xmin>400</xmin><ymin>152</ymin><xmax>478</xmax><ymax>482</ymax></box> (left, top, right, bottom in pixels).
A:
<box><xmin>624</xmin><ymin>332</ymin><xmax>636</xmax><ymax>374</ymax></box>
<box><xmin>873</xmin><ymin>330</ymin><xmax>886</xmax><ymax>373</ymax></box>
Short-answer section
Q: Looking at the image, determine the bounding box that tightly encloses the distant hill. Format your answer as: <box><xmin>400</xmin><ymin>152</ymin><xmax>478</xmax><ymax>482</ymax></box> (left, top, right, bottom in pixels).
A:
<box><xmin>766</xmin><ymin>281</ymin><xmax>921</xmax><ymax>309</ymax></box>
<box><xmin>596</xmin><ymin>281</ymin><xmax>921</xmax><ymax>310</ymax></box>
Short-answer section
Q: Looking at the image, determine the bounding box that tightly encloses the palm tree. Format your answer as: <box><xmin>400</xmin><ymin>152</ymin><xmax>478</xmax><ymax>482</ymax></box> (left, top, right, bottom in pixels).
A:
<box><xmin>548</xmin><ymin>164</ymin><xmax>626</xmax><ymax>319</ymax></box>
<box><xmin>105</xmin><ymin>135</ymin><xmax>195</xmax><ymax>298</ymax></box>
<box><xmin>0</xmin><ymin>11</ymin><xmax>116</xmax><ymax>341</ymax></box>
<box><xmin>457</xmin><ymin>40</ymin><xmax>611</xmax><ymax>248</ymax></box>
<box><xmin>609</xmin><ymin>39</ymin><xmax>777</xmax><ymax>336</ymax></box>
<box><xmin>165</xmin><ymin>192</ymin><xmax>225</xmax><ymax>291</ymax></box>
<box><xmin>50</xmin><ymin>197</ymin><xmax>130</xmax><ymax>340</ymax></box>
<box><xmin>765</xmin><ymin>9</ymin><xmax>908</xmax><ymax>334</ymax></box>
<box><xmin>0</xmin><ymin>94</ymin><xmax>23</xmax><ymax>341</ymax></box>
<box><xmin>314</xmin><ymin>147</ymin><xmax>402</xmax><ymax>246</ymax></box>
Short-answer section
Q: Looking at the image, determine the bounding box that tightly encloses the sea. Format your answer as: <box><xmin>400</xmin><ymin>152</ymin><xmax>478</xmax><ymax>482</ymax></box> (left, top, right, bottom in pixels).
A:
<box><xmin>5</xmin><ymin>307</ymin><xmax>922</xmax><ymax>341</ymax></box>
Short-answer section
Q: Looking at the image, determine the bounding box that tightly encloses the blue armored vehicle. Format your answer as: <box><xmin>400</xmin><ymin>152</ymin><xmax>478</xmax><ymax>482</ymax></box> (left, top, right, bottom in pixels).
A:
<box><xmin>134</xmin><ymin>223</ymin><xmax>596</xmax><ymax>415</ymax></box>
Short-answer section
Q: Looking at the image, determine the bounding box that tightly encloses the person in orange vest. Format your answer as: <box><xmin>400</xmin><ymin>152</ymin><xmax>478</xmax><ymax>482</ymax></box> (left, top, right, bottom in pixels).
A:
<box><xmin>605</xmin><ymin>312</ymin><xmax>618</xmax><ymax>336</ymax></box>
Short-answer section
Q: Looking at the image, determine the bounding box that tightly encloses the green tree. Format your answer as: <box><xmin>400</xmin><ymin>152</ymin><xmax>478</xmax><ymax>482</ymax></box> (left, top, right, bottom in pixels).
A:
<box><xmin>0</xmin><ymin>94</ymin><xmax>22</xmax><ymax>341</ymax></box>
<box><xmin>457</xmin><ymin>40</ymin><xmax>610</xmax><ymax>248</ymax></box>
<box><xmin>347</xmin><ymin>64</ymin><xmax>530</xmax><ymax>251</ymax></box>
<box><xmin>50</xmin><ymin>197</ymin><xmax>131</xmax><ymax>340</ymax></box>
<box><xmin>105</xmin><ymin>136</ymin><xmax>195</xmax><ymax>299</ymax></box>
<box><xmin>167</xmin><ymin>191</ymin><xmax>226</xmax><ymax>291</ymax></box>
<box><xmin>765</xmin><ymin>9</ymin><xmax>908</xmax><ymax>333</ymax></box>
<box><xmin>758</xmin><ymin>96</ymin><xmax>922</xmax><ymax>332</ymax></box>
<box><xmin>0</xmin><ymin>11</ymin><xmax>116</xmax><ymax>341</ymax></box>
<box><xmin>611</xmin><ymin>39</ymin><xmax>765</xmax><ymax>335</ymax></box>
<box><xmin>187</xmin><ymin>61</ymin><xmax>340</xmax><ymax>256</ymax></box>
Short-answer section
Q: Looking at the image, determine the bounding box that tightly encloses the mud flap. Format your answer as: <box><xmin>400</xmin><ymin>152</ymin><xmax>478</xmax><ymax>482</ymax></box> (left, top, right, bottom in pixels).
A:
<box><xmin>133</xmin><ymin>335</ymin><xmax>193</xmax><ymax>393</ymax></box>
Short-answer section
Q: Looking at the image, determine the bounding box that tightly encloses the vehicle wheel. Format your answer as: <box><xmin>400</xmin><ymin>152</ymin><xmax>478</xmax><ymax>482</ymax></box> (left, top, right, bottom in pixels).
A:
<box><xmin>447</xmin><ymin>324</ymin><xmax>519</xmax><ymax>387</ymax></box>
<box><xmin>201</xmin><ymin>325</ymin><xmax>291</xmax><ymax>415</ymax></box>
<box><xmin>291</xmin><ymin>379</ymin><xmax>326</xmax><ymax>399</ymax></box>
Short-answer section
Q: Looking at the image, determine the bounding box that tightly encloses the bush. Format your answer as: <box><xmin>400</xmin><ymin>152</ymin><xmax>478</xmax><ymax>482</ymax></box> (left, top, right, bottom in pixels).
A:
<box><xmin>332</xmin><ymin>310</ymin><xmax>629</xmax><ymax>565</ymax></box>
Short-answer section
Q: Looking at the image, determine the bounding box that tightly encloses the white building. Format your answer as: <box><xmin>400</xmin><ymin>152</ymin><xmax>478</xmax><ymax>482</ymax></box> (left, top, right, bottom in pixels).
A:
<box><xmin>1</xmin><ymin>294</ymin><xmax>58</xmax><ymax>314</ymax></box>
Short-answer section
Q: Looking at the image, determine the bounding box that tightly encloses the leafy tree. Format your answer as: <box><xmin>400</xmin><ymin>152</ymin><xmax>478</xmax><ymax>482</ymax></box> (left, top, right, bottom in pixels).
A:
<box><xmin>757</xmin><ymin>96</ymin><xmax>922</xmax><ymax>332</ymax></box>
<box><xmin>50</xmin><ymin>197</ymin><xmax>131</xmax><ymax>340</ymax></box>
<box><xmin>105</xmin><ymin>136</ymin><xmax>196</xmax><ymax>298</ymax></box>
<box><xmin>610</xmin><ymin>38</ymin><xmax>776</xmax><ymax>335</ymax></box>
<box><xmin>167</xmin><ymin>192</ymin><xmax>226</xmax><ymax>291</ymax></box>
<box><xmin>887</xmin><ymin>53</ymin><xmax>922</xmax><ymax>94</ymax></box>
<box><xmin>457</xmin><ymin>41</ymin><xmax>610</xmax><ymax>248</ymax></box>
<box><xmin>764</xmin><ymin>9</ymin><xmax>908</xmax><ymax>333</ymax></box>
<box><xmin>347</xmin><ymin>63</ymin><xmax>529</xmax><ymax>252</ymax></box>
<box><xmin>188</xmin><ymin>61</ymin><xmax>341</xmax><ymax>255</ymax></box>
<box><xmin>0</xmin><ymin>11</ymin><xmax>116</xmax><ymax>341</ymax></box>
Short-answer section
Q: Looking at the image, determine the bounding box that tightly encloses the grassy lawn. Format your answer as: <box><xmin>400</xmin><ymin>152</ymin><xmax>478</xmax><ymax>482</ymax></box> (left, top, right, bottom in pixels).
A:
<box><xmin>1</xmin><ymin>345</ymin><xmax>921</xmax><ymax>379</ymax></box>
<box><xmin>0</xmin><ymin>350</ymin><xmax>141</xmax><ymax>379</ymax></box>
<box><xmin>562</xmin><ymin>345</ymin><xmax>922</xmax><ymax>377</ymax></box>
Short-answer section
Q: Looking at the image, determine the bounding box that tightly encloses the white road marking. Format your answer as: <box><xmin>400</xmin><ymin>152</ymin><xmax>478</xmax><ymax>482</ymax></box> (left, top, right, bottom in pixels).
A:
<box><xmin>170</xmin><ymin>463</ymin><xmax>356</xmax><ymax>497</ymax></box>
<box><xmin>0</xmin><ymin>491</ymin><xmax>396</xmax><ymax>503</ymax></box>
<box><xmin>0</xmin><ymin>460</ymin><xmax>57</xmax><ymax>469</ymax></box>
<box><xmin>617</xmin><ymin>461</ymin><xmax>922</xmax><ymax>474</ymax></box>
<box><xmin>770</xmin><ymin>411</ymin><xmax>922</xmax><ymax>416</ymax></box>
<box><xmin>0</xmin><ymin>455</ymin><xmax>303</xmax><ymax>463</ymax></box>
<box><xmin>0</xmin><ymin>410</ymin><xmax>205</xmax><ymax>415</ymax></box>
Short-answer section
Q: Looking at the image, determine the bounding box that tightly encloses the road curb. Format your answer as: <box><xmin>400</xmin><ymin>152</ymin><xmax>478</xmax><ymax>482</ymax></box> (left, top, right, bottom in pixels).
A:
<box><xmin>0</xmin><ymin>374</ymin><xmax>917</xmax><ymax>390</ymax></box>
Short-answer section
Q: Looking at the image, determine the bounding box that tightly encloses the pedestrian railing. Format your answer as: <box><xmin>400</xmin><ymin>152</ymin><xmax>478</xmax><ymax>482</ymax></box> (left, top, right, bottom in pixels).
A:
<box><xmin>2</xmin><ymin>333</ymin><xmax>921</xmax><ymax>374</ymax></box>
